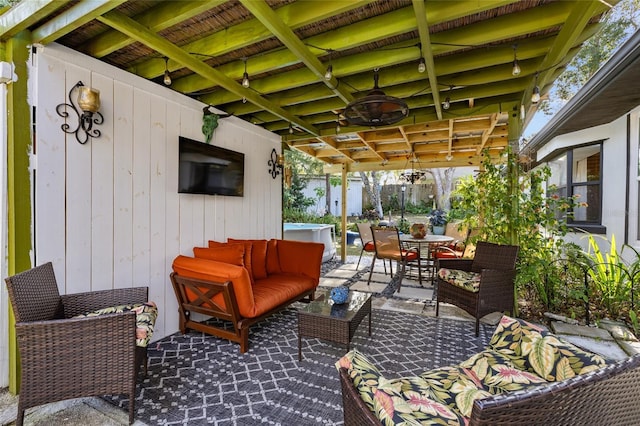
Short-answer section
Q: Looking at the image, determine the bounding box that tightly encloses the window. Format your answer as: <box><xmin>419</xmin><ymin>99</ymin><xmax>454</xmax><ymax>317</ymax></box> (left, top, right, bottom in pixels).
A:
<box><xmin>548</xmin><ymin>143</ymin><xmax>603</xmax><ymax>232</ymax></box>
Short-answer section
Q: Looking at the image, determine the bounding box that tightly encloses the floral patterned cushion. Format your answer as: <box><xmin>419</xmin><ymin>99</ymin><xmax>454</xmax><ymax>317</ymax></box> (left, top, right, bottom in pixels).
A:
<box><xmin>336</xmin><ymin>351</ymin><xmax>466</xmax><ymax>425</ymax></box>
<box><xmin>74</xmin><ymin>302</ymin><xmax>158</xmax><ymax>347</ymax></box>
<box><xmin>438</xmin><ymin>268</ymin><xmax>481</xmax><ymax>292</ymax></box>
<box><xmin>419</xmin><ymin>365</ymin><xmax>491</xmax><ymax>417</ymax></box>
<box><xmin>489</xmin><ymin>316</ymin><xmax>608</xmax><ymax>381</ymax></box>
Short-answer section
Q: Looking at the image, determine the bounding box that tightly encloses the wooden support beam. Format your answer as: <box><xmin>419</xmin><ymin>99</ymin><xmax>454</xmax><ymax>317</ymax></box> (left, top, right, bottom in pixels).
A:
<box><xmin>413</xmin><ymin>0</ymin><xmax>441</xmax><ymax>119</ymax></box>
<box><xmin>0</xmin><ymin>0</ymin><xmax>66</xmax><ymax>40</ymax></box>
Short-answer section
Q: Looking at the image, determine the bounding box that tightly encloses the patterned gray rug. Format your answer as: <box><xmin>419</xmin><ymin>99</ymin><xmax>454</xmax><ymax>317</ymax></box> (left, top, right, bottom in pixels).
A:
<box><xmin>105</xmin><ymin>307</ymin><xmax>493</xmax><ymax>425</ymax></box>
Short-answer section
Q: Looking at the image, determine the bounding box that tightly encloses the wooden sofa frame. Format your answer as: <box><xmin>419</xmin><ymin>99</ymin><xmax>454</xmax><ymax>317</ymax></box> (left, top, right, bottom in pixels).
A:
<box><xmin>339</xmin><ymin>353</ymin><xmax>640</xmax><ymax>425</ymax></box>
<box><xmin>170</xmin><ymin>273</ymin><xmax>315</xmax><ymax>353</ymax></box>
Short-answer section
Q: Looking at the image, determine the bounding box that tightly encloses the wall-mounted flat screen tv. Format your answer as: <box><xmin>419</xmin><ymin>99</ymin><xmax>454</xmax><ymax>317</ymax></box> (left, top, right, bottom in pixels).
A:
<box><xmin>178</xmin><ymin>136</ymin><xmax>244</xmax><ymax>196</ymax></box>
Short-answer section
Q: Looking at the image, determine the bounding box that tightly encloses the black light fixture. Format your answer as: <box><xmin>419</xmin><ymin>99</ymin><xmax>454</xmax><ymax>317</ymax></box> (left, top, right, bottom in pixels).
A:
<box><xmin>163</xmin><ymin>57</ymin><xmax>172</xmax><ymax>85</ymax></box>
<box><xmin>399</xmin><ymin>152</ymin><xmax>426</xmax><ymax>184</ymax></box>
<box><xmin>531</xmin><ymin>72</ymin><xmax>541</xmax><ymax>103</ymax></box>
<box><xmin>268</xmin><ymin>148</ymin><xmax>284</xmax><ymax>179</ymax></box>
<box><xmin>343</xmin><ymin>68</ymin><xmax>409</xmax><ymax>127</ymax></box>
<box><xmin>242</xmin><ymin>58</ymin><xmax>250</xmax><ymax>88</ymax></box>
<box><xmin>56</xmin><ymin>81</ymin><xmax>103</xmax><ymax>145</ymax></box>
<box><xmin>512</xmin><ymin>44</ymin><xmax>521</xmax><ymax>76</ymax></box>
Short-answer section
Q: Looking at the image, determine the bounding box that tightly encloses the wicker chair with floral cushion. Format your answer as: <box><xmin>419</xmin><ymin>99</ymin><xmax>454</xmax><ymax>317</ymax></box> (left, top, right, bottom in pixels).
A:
<box><xmin>367</xmin><ymin>226</ymin><xmax>420</xmax><ymax>292</ymax></box>
<box><xmin>436</xmin><ymin>241</ymin><xmax>518</xmax><ymax>336</ymax></box>
<box><xmin>4</xmin><ymin>262</ymin><xmax>157</xmax><ymax>426</ymax></box>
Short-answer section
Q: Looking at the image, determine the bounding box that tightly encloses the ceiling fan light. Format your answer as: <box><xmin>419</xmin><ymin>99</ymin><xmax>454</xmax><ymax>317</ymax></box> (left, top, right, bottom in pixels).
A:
<box><xmin>343</xmin><ymin>70</ymin><xmax>409</xmax><ymax>127</ymax></box>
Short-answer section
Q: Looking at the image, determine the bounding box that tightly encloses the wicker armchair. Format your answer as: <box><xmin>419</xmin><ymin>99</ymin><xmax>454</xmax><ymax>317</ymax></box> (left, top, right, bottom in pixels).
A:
<box><xmin>436</xmin><ymin>241</ymin><xmax>519</xmax><ymax>335</ymax></box>
<box><xmin>5</xmin><ymin>262</ymin><xmax>150</xmax><ymax>426</ymax></box>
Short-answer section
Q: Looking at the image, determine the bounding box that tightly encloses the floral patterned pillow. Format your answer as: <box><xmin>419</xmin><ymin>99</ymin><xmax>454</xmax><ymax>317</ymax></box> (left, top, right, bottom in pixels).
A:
<box><xmin>74</xmin><ymin>302</ymin><xmax>158</xmax><ymax>347</ymax></box>
<box><xmin>489</xmin><ymin>316</ymin><xmax>607</xmax><ymax>381</ymax></box>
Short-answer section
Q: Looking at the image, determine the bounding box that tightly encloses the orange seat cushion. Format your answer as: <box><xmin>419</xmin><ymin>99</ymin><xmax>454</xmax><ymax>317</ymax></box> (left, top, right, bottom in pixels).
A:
<box><xmin>250</xmin><ymin>274</ymin><xmax>316</xmax><ymax>317</ymax></box>
<box><xmin>364</xmin><ymin>241</ymin><xmax>375</xmax><ymax>251</ymax></box>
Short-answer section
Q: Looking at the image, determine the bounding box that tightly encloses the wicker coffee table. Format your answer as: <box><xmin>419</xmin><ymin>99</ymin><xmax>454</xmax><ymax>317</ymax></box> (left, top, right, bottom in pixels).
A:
<box><xmin>297</xmin><ymin>290</ymin><xmax>372</xmax><ymax>361</ymax></box>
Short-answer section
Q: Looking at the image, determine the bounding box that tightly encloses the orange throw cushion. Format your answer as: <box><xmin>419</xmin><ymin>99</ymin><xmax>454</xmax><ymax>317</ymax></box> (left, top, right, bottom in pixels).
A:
<box><xmin>228</xmin><ymin>238</ymin><xmax>268</xmax><ymax>280</ymax></box>
<box><xmin>209</xmin><ymin>240</ymin><xmax>254</xmax><ymax>284</ymax></box>
<box><xmin>193</xmin><ymin>245</ymin><xmax>245</xmax><ymax>266</ymax></box>
<box><xmin>266</xmin><ymin>239</ymin><xmax>281</xmax><ymax>275</ymax></box>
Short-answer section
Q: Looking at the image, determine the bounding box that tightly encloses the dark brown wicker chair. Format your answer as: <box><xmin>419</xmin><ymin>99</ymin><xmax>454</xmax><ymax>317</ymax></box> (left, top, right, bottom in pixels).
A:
<box><xmin>5</xmin><ymin>262</ymin><xmax>149</xmax><ymax>426</ymax></box>
<box><xmin>436</xmin><ymin>241</ymin><xmax>519</xmax><ymax>336</ymax></box>
<box><xmin>339</xmin><ymin>354</ymin><xmax>640</xmax><ymax>425</ymax></box>
<box><xmin>367</xmin><ymin>226</ymin><xmax>420</xmax><ymax>292</ymax></box>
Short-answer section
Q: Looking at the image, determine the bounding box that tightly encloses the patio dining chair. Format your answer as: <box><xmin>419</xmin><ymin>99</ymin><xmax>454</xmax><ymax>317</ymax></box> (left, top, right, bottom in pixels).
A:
<box><xmin>356</xmin><ymin>222</ymin><xmax>387</xmax><ymax>274</ymax></box>
<box><xmin>5</xmin><ymin>262</ymin><xmax>157</xmax><ymax>426</ymax></box>
<box><xmin>436</xmin><ymin>241</ymin><xmax>518</xmax><ymax>336</ymax></box>
<box><xmin>367</xmin><ymin>226</ymin><xmax>420</xmax><ymax>293</ymax></box>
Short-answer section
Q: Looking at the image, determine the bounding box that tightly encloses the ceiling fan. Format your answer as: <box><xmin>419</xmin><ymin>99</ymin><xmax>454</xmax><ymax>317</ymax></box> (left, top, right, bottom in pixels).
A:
<box><xmin>343</xmin><ymin>69</ymin><xmax>409</xmax><ymax>127</ymax></box>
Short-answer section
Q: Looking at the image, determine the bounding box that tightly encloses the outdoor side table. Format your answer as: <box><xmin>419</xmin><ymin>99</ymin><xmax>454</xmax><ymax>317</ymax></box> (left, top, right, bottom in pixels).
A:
<box><xmin>297</xmin><ymin>290</ymin><xmax>372</xmax><ymax>361</ymax></box>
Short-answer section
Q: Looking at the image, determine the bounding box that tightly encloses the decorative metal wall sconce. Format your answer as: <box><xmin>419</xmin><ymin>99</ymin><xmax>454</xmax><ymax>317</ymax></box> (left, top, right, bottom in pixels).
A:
<box><xmin>268</xmin><ymin>148</ymin><xmax>284</xmax><ymax>179</ymax></box>
<box><xmin>56</xmin><ymin>81</ymin><xmax>103</xmax><ymax>145</ymax></box>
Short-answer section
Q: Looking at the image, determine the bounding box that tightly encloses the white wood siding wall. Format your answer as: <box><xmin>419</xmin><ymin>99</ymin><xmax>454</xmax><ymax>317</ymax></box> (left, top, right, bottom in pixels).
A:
<box><xmin>32</xmin><ymin>44</ymin><xmax>282</xmax><ymax>342</ymax></box>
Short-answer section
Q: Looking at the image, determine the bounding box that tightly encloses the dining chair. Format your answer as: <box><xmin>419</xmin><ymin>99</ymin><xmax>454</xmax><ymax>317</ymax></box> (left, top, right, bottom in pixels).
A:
<box><xmin>367</xmin><ymin>226</ymin><xmax>420</xmax><ymax>293</ymax></box>
<box><xmin>356</xmin><ymin>222</ymin><xmax>387</xmax><ymax>274</ymax></box>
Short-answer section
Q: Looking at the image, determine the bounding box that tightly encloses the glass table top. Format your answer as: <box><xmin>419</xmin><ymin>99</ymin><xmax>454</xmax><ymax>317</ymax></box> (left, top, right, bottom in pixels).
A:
<box><xmin>299</xmin><ymin>290</ymin><xmax>370</xmax><ymax>321</ymax></box>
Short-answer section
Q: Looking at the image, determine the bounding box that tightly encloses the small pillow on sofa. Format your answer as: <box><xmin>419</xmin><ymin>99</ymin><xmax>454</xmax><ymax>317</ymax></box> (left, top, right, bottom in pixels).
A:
<box><xmin>228</xmin><ymin>238</ymin><xmax>268</xmax><ymax>280</ymax></box>
<box><xmin>489</xmin><ymin>316</ymin><xmax>608</xmax><ymax>381</ymax></box>
<box><xmin>209</xmin><ymin>240</ymin><xmax>254</xmax><ymax>283</ymax></box>
<box><xmin>194</xmin><ymin>245</ymin><xmax>245</xmax><ymax>267</ymax></box>
<box><xmin>74</xmin><ymin>302</ymin><xmax>158</xmax><ymax>347</ymax></box>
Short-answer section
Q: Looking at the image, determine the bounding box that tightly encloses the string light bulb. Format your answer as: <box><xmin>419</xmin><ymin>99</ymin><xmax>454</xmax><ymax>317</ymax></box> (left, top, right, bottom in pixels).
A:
<box><xmin>163</xmin><ymin>57</ymin><xmax>172</xmax><ymax>86</ymax></box>
<box><xmin>442</xmin><ymin>96</ymin><xmax>450</xmax><ymax>110</ymax></box>
<box><xmin>512</xmin><ymin>45</ymin><xmax>521</xmax><ymax>76</ymax></box>
<box><xmin>336</xmin><ymin>120</ymin><xmax>341</xmax><ymax>133</ymax></box>
<box><xmin>531</xmin><ymin>73</ymin><xmax>541</xmax><ymax>103</ymax></box>
<box><xmin>242</xmin><ymin>58</ymin><xmax>250</xmax><ymax>88</ymax></box>
<box><xmin>324</xmin><ymin>64</ymin><xmax>333</xmax><ymax>81</ymax></box>
<box><xmin>289</xmin><ymin>122</ymin><xmax>294</xmax><ymax>134</ymax></box>
<box><xmin>418</xmin><ymin>57</ymin><xmax>426</xmax><ymax>73</ymax></box>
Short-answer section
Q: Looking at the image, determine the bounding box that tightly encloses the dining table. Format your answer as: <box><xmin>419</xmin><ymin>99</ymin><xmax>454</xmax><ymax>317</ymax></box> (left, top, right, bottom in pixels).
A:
<box><xmin>398</xmin><ymin>234</ymin><xmax>455</xmax><ymax>285</ymax></box>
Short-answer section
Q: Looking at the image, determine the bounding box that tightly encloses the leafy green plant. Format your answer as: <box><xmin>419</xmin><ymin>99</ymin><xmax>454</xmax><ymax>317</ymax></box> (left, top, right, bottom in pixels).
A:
<box><xmin>428</xmin><ymin>209</ymin><xmax>447</xmax><ymax>226</ymax></box>
<box><xmin>453</xmin><ymin>148</ymin><xmax>578</xmax><ymax>314</ymax></box>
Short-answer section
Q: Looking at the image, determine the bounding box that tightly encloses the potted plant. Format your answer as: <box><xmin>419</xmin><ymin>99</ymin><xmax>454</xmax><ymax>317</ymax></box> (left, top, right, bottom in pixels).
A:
<box><xmin>428</xmin><ymin>209</ymin><xmax>447</xmax><ymax>235</ymax></box>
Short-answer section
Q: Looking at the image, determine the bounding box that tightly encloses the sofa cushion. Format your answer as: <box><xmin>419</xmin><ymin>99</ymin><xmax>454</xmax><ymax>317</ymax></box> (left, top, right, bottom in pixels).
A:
<box><xmin>489</xmin><ymin>316</ymin><xmax>608</xmax><ymax>381</ymax></box>
<box><xmin>209</xmin><ymin>240</ymin><xmax>254</xmax><ymax>284</ymax></box>
<box><xmin>438</xmin><ymin>268</ymin><xmax>481</xmax><ymax>292</ymax></box>
<box><xmin>336</xmin><ymin>350</ymin><xmax>466</xmax><ymax>425</ymax></box>
<box><xmin>193</xmin><ymin>245</ymin><xmax>245</xmax><ymax>267</ymax></box>
<box><xmin>228</xmin><ymin>238</ymin><xmax>268</xmax><ymax>280</ymax></box>
<box><xmin>251</xmin><ymin>274</ymin><xmax>316</xmax><ymax>317</ymax></box>
<box><xmin>266</xmin><ymin>239</ymin><xmax>281</xmax><ymax>275</ymax></box>
<box><xmin>419</xmin><ymin>365</ymin><xmax>492</xmax><ymax>417</ymax></box>
<box><xmin>74</xmin><ymin>302</ymin><xmax>158</xmax><ymax>347</ymax></box>
<box><xmin>458</xmin><ymin>349</ymin><xmax>547</xmax><ymax>393</ymax></box>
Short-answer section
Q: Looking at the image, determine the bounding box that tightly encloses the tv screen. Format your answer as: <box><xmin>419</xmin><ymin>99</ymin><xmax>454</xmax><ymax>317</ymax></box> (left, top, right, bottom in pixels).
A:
<box><xmin>178</xmin><ymin>136</ymin><xmax>244</xmax><ymax>196</ymax></box>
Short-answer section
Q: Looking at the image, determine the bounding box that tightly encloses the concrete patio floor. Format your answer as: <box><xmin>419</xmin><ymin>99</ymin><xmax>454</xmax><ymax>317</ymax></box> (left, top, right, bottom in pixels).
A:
<box><xmin>1</xmin><ymin>254</ymin><xmax>638</xmax><ymax>425</ymax></box>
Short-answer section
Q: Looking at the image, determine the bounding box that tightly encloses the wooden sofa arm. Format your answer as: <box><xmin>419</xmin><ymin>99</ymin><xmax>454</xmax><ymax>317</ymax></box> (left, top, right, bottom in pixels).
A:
<box><xmin>61</xmin><ymin>287</ymin><xmax>149</xmax><ymax>317</ymax></box>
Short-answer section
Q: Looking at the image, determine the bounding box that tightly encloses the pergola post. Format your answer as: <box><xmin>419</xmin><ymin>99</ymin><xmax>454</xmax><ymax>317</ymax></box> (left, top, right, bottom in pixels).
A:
<box><xmin>340</xmin><ymin>164</ymin><xmax>347</xmax><ymax>262</ymax></box>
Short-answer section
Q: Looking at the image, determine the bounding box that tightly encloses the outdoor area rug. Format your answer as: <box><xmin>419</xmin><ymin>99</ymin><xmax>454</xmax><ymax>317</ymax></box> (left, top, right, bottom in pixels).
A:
<box><xmin>105</xmin><ymin>308</ymin><xmax>494</xmax><ymax>425</ymax></box>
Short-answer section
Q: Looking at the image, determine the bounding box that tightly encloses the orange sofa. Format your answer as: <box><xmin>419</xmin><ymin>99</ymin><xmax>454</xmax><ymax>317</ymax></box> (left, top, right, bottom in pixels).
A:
<box><xmin>171</xmin><ymin>238</ymin><xmax>324</xmax><ymax>353</ymax></box>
